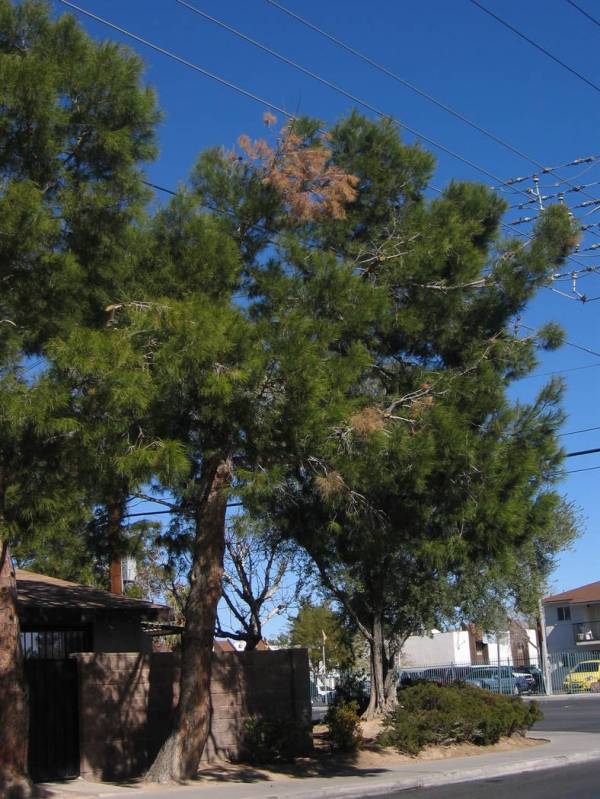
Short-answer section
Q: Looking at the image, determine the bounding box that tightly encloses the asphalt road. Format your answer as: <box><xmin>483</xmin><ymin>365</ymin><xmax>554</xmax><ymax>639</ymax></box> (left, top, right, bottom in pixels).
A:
<box><xmin>385</xmin><ymin>761</ymin><xmax>600</xmax><ymax>798</ymax></box>
<box><xmin>531</xmin><ymin>696</ymin><xmax>600</xmax><ymax>733</ymax></box>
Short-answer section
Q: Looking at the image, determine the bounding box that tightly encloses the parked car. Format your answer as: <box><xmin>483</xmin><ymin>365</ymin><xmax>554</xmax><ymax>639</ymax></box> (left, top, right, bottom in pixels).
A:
<box><xmin>448</xmin><ymin>665</ymin><xmax>474</xmax><ymax>683</ymax></box>
<box><xmin>421</xmin><ymin>667</ymin><xmax>452</xmax><ymax>686</ymax></box>
<box><xmin>309</xmin><ymin>680</ymin><xmax>337</xmax><ymax>704</ymax></box>
<box><xmin>465</xmin><ymin>665</ymin><xmax>534</xmax><ymax>695</ymax></box>
<box><xmin>397</xmin><ymin>668</ymin><xmax>424</xmax><ymax>686</ymax></box>
<box><xmin>563</xmin><ymin>660</ymin><xmax>600</xmax><ymax>693</ymax></box>
<box><xmin>516</xmin><ymin>665</ymin><xmax>544</xmax><ymax>693</ymax></box>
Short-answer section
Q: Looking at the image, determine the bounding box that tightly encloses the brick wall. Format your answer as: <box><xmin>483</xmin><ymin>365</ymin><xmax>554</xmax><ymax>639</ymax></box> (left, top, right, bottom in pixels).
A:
<box><xmin>73</xmin><ymin>649</ymin><xmax>311</xmax><ymax>781</ymax></box>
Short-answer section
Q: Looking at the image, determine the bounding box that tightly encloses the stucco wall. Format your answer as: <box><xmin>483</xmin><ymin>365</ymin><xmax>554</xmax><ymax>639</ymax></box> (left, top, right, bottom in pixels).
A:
<box><xmin>74</xmin><ymin>648</ymin><xmax>311</xmax><ymax>781</ymax></box>
<box><xmin>544</xmin><ymin>602</ymin><xmax>584</xmax><ymax>653</ymax></box>
<box><xmin>398</xmin><ymin>630</ymin><xmax>470</xmax><ymax>666</ymax></box>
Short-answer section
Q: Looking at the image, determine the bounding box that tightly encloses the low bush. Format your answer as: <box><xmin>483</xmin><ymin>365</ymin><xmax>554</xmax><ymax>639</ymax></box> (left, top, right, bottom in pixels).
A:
<box><xmin>240</xmin><ymin>715</ymin><xmax>305</xmax><ymax>765</ymax></box>
<box><xmin>378</xmin><ymin>682</ymin><xmax>542</xmax><ymax>755</ymax></box>
<box><xmin>325</xmin><ymin>700</ymin><xmax>363</xmax><ymax>753</ymax></box>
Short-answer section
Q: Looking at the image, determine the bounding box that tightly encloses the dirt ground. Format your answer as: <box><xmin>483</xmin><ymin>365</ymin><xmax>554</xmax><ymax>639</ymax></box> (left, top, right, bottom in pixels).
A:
<box><xmin>195</xmin><ymin>718</ymin><xmax>546</xmax><ymax>783</ymax></box>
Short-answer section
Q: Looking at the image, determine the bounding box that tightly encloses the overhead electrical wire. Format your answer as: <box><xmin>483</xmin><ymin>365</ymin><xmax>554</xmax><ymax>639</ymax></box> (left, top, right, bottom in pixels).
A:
<box><xmin>59</xmin><ymin>0</ymin><xmax>296</xmax><ymax>121</ymax></box>
<box><xmin>261</xmin><ymin>0</ymin><xmax>550</xmax><ymax>169</ymax></box>
<box><xmin>520</xmin><ymin>362</ymin><xmax>600</xmax><ymax>380</ymax></box>
<box><xmin>60</xmin><ymin>1</ymin><xmax>600</xmax><ymax>298</ymax></box>
<box><xmin>562</xmin><ymin>464</ymin><xmax>600</xmax><ymax>475</ymax></box>
<box><xmin>560</xmin><ymin>425</ymin><xmax>600</xmax><ymax>437</ymax></box>
<box><xmin>469</xmin><ymin>0</ymin><xmax>600</xmax><ymax>95</ymax></box>
<box><xmin>263</xmin><ymin>0</ymin><xmax>600</xmax><ymax>210</ymax></box>
<box><xmin>175</xmin><ymin>0</ymin><xmax>600</xmax><ymax>278</ymax></box>
<box><xmin>34</xmin><ymin>2</ymin><xmax>600</xmax><ymax>492</ymax></box>
<box><xmin>565</xmin><ymin>447</ymin><xmax>600</xmax><ymax>458</ymax></box>
<box><xmin>565</xmin><ymin>0</ymin><xmax>600</xmax><ymax>29</ymax></box>
<box><xmin>174</xmin><ymin>0</ymin><xmax>541</xmax><ymax>203</ymax></box>
<box><xmin>499</xmin><ymin>157</ymin><xmax>600</xmax><ymax>189</ymax></box>
<box><xmin>518</xmin><ymin>323</ymin><xmax>600</xmax><ymax>358</ymax></box>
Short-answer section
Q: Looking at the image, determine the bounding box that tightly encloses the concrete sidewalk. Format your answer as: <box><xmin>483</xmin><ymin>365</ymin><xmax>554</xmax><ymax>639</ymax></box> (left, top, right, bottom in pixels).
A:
<box><xmin>38</xmin><ymin>732</ymin><xmax>600</xmax><ymax>799</ymax></box>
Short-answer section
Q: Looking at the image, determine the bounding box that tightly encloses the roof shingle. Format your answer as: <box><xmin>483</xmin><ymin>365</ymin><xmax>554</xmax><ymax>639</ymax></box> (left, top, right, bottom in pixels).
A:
<box><xmin>16</xmin><ymin>568</ymin><xmax>172</xmax><ymax>620</ymax></box>
<box><xmin>544</xmin><ymin>580</ymin><xmax>600</xmax><ymax>604</ymax></box>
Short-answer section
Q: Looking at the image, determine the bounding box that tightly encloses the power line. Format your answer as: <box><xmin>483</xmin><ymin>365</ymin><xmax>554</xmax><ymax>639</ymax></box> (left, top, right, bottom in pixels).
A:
<box><xmin>562</xmin><ymin>464</ymin><xmax>600</xmax><ymax>475</ymax></box>
<box><xmin>59</xmin><ymin>0</ymin><xmax>296</xmax><ymax>121</ymax></box>
<box><xmin>261</xmin><ymin>0</ymin><xmax>543</xmax><ymax>169</ymax></box>
<box><xmin>560</xmin><ymin>425</ymin><xmax>600</xmax><ymax>437</ymax></box>
<box><xmin>520</xmin><ymin>362</ymin><xmax>600</xmax><ymax>380</ymax></box>
<box><xmin>565</xmin><ymin>0</ymin><xmax>600</xmax><ymax>28</ymax></box>
<box><xmin>176</xmin><ymin>1</ymin><xmax>600</xmax><ymax>282</ymax></box>
<box><xmin>430</xmin><ymin>184</ymin><xmax>600</xmax><ymax>291</ymax></box>
<box><xmin>61</xmin><ymin>1</ymin><xmax>599</xmax><ymax>299</ymax></box>
<box><xmin>143</xmin><ymin>179</ymin><xmax>177</xmax><ymax>197</ymax></box>
<box><xmin>518</xmin><ymin>323</ymin><xmax>600</xmax><ymax>359</ymax></box>
<box><xmin>565</xmin><ymin>447</ymin><xmax>600</xmax><ymax>458</ymax></box>
<box><xmin>469</xmin><ymin>0</ymin><xmax>600</xmax><ymax>95</ymax></box>
<box><xmin>499</xmin><ymin>157</ymin><xmax>600</xmax><ymax>189</ymax></box>
<box><xmin>175</xmin><ymin>0</ymin><xmax>549</xmax><ymax>204</ymax></box>
<box><xmin>263</xmin><ymin>0</ymin><xmax>600</xmax><ymax>210</ymax></box>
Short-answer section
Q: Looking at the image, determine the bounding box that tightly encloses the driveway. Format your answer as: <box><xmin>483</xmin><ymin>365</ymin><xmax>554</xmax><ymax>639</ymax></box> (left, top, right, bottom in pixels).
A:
<box><xmin>531</xmin><ymin>695</ymin><xmax>600</xmax><ymax>733</ymax></box>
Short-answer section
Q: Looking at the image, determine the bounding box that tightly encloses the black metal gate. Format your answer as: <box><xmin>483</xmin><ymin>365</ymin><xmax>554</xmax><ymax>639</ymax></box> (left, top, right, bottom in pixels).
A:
<box><xmin>25</xmin><ymin>658</ymin><xmax>80</xmax><ymax>781</ymax></box>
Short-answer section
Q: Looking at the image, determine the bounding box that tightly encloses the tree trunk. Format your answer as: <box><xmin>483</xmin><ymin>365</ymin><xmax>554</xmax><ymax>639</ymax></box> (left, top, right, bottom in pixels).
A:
<box><xmin>145</xmin><ymin>457</ymin><xmax>232</xmax><ymax>783</ymax></box>
<box><xmin>244</xmin><ymin>607</ymin><xmax>262</xmax><ymax>651</ymax></box>
<box><xmin>363</xmin><ymin>614</ymin><xmax>397</xmax><ymax>720</ymax></box>
<box><xmin>0</xmin><ymin>541</ymin><xmax>32</xmax><ymax>798</ymax></box>
<box><xmin>107</xmin><ymin>497</ymin><xmax>125</xmax><ymax>595</ymax></box>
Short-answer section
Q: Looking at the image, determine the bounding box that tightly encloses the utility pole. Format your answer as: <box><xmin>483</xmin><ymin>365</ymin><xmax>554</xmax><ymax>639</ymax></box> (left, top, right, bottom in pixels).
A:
<box><xmin>504</xmin><ymin>152</ymin><xmax>600</xmax><ymax>303</ymax></box>
<box><xmin>496</xmin><ymin>631</ymin><xmax>502</xmax><ymax>694</ymax></box>
<box><xmin>538</xmin><ymin>598</ymin><xmax>553</xmax><ymax>695</ymax></box>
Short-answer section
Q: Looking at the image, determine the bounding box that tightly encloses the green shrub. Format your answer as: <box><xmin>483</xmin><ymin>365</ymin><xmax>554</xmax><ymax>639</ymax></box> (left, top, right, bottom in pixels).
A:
<box><xmin>378</xmin><ymin>682</ymin><xmax>542</xmax><ymax>755</ymax></box>
<box><xmin>325</xmin><ymin>700</ymin><xmax>363</xmax><ymax>753</ymax></box>
<box><xmin>240</xmin><ymin>715</ymin><xmax>304</xmax><ymax>765</ymax></box>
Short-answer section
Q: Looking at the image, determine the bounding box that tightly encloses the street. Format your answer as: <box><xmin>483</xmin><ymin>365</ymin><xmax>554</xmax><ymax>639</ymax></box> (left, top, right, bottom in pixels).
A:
<box><xmin>387</xmin><ymin>761</ymin><xmax>600</xmax><ymax>798</ymax></box>
<box><xmin>531</xmin><ymin>696</ymin><xmax>600</xmax><ymax>733</ymax></box>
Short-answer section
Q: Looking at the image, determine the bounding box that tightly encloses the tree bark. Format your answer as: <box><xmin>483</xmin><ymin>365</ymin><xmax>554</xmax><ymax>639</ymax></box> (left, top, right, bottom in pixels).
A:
<box><xmin>145</xmin><ymin>457</ymin><xmax>232</xmax><ymax>783</ymax></box>
<box><xmin>0</xmin><ymin>541</ymin><xmax>32</xmax><ymax>798</ymax></box>
<box><xmin>107</xmin><ymin>497</ymin><xmax>126</xmax><ymax>595</ymax></box>
<box><xmin>363</xmin><ymin>614</ymin><xmax>398</xmax><ymax>720</ymax></box>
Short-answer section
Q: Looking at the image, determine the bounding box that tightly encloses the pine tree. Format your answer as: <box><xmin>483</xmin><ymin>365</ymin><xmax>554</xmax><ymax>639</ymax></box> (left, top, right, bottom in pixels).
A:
<box><xmin>140</xmin><ymin>120</ymin><xmax>374</xmax><ymax>779</ymax></box>
<box><xmin>244</xmin><ymin>115</ymin><xmax>578</xmax><ymax>718</ymax></box>
<box><xmin>0</xmin><ymin>1</ymin><xmax>159</xmax><ymax>790</ymax></box>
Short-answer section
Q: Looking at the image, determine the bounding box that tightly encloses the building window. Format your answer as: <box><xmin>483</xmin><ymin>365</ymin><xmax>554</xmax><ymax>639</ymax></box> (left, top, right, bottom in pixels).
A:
<box><xmin>557</xmin><ymin>606</ymin><xmax>571</xmax><ymax>622</ymax></box>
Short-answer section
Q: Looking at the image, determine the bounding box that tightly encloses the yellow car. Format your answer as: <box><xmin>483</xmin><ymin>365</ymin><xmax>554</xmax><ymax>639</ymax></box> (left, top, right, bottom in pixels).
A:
<box><xmin>563</xmin><ymin>660</ymin><xmax>600</xmax><ymax>692</ymax></box>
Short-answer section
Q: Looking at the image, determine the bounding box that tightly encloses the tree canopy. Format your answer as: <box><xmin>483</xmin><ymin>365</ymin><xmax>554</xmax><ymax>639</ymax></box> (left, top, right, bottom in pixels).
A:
<box><xmin>0</xmin><ymin>0</ymin><xmax>582</xmax><ymax>785</ymax></box>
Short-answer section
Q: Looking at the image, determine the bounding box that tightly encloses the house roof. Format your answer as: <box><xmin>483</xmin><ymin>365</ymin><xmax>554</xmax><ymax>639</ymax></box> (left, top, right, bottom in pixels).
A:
<box><xmin>544</xmin><ymin>580</ymin><xmax>600</xmax><ymax>605</ymax></box>
<box><xmin>214</xmin><ymin>638</ymin><xmax>237</xmax><ymax>653</ymax></box>
<box><xmin>16</xmin><ymin>569</ymin><xmax>173</xmax><ymax>621</ymax></box>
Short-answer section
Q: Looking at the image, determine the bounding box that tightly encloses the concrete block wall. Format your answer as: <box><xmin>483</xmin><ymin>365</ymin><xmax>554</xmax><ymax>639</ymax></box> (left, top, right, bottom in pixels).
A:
<box><xmin>73</xmin><ymin>648</ymin><xmax>311</xmax><ymax>781</ymax></box>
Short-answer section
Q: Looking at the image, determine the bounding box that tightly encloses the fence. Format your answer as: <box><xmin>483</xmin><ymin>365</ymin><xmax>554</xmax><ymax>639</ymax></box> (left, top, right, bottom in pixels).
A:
<box><xmin>310</xmin><ymin>650</ymin><xmax>600</xmax><ymax>705</ymax></box>
<box><xmin>396</xmin><ymin>649</ymin><xmax>600</xmax><ymax>696</ymax></box>
<box><xmin>309</xmin><ymin>671</ymin><xmax>341</xmax><ymax>706</ymax></box>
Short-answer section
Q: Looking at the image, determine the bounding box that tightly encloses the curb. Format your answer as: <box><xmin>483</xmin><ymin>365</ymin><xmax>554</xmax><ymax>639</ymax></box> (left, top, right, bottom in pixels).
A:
<box><xmin>276</xmin><ymin>748</ymin><xmax>600</xmax><ymax>799</ymax></box>
<box><xmin>39</xmin><ymin>743</ymin><xmax>600</xmax><ymax>799</ymax></box>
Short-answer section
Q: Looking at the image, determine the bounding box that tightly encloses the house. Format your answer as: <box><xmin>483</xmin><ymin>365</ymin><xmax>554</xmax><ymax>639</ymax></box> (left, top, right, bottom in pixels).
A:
<box><xmin>15</xmin><ymin>569</ymin><xmax>310</xmax><ymax>784</ymax></box>
<box><xmin>397</xmin><ymin>623</ymin><xmax>538</xmax><ymax>668</ymax></box>
<box><xmin>17</xmin><ymin>568</ymin><xmax>174</xmax><ymax>657</ymax></box>
<box><xmin>543</xmin><ymin>580</ymin><xmax>600</xmax><ymax>653</ymax></box>
<box><xmin>214</xmin><ymin>638</ymin><xmax>271</xmax><ymax>652</ymax></box>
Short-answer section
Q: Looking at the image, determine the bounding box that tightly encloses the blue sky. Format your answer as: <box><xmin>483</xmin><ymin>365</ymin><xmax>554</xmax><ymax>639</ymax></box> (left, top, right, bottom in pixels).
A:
<box><xmin>54</xmin><ymin>0</ymin><xmax>600</xmax><ymax>596</ymax></box>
